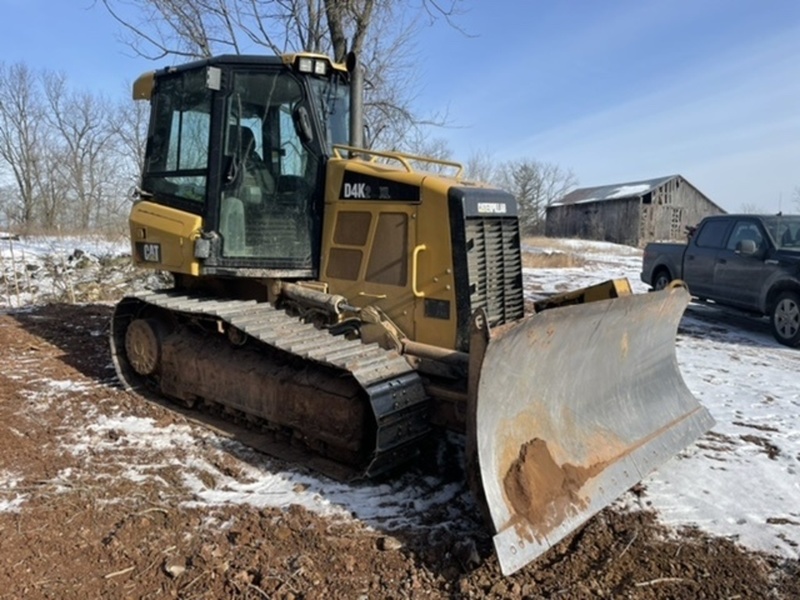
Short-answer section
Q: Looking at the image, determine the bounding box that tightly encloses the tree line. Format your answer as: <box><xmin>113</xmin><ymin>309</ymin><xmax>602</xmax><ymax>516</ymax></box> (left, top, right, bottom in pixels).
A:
<box><xmin>0</xmin><ymin>63</ymin><xmax>148</xmax><ymax>234</ymax></box>
<box><xmin>0</xmin><ymin>0</ymin><xmax>577</xmax><ymax>236</ymax></box>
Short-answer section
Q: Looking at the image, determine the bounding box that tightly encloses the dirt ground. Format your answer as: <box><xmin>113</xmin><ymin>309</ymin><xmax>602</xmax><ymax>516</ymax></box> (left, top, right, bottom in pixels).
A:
<box><xmin>0</xmin><ymin>303</ymin><xmax>798</xmax><ymax>599</ymax></box>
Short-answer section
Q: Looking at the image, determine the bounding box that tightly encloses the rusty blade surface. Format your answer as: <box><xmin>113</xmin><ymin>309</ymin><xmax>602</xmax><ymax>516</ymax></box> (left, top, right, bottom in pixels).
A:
<box><xmin>472</xmin><ymin>286</ymin><xmax>714</xmax><ymax>575</ymax></box>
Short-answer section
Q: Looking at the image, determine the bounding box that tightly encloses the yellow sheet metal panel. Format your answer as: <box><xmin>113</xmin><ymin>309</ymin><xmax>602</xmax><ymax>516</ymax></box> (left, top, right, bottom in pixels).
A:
<box><xmin>321</xmin><ymin>160</ymin><xmax>417</xmax><ymax>342</ymax></box>
<box><xmin>132</xmin><ymin>71</ymin><xmax>155</xmax><ymax>101</ymax></box>
<box><xmin>129</xmin><ymin>201</ymin><xmax>203</xmax><ymax>276</ymax></box>
<box><xmin>412</xmin><ymin>176</ymin><xmax>458</xmax><ymax>349</ymax></box>
<box><xmin>532</xmin><ymin>278</ymin><xmax>633</xmax><ymax>312</ymax></box>
<box><xmin>321</xmin><ymin>159</ymin><xmax>460</xmax><ymax>349</ymax></box>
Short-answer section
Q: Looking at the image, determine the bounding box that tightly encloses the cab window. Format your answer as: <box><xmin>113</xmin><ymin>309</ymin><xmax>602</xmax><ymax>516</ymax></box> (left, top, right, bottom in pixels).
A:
<box><xmin>694</xmin><ymin>220</ymin><xmax>730</xmax><ymax>248</ymax></box>
<box><xmin>726</xmin><ymin>221</ymin><xmax>764</xmax><ymax>251</ymax></box>
<box><xmin>144</xmin><ymin>69</ymin><xmax>212</xmax><ymax>204</ymax></box>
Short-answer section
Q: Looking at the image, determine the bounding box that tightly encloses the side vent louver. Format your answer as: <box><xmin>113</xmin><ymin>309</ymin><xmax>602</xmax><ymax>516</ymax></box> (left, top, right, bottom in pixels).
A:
<box><xmin>465</xmin><ymin>218</ymin><xmax>524</xmax><ymax>327</ymax></box>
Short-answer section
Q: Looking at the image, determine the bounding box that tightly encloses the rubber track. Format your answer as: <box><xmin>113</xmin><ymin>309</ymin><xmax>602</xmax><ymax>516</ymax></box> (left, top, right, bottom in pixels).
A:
<box><xmin>112</xmin><ymin>290</ymin><xmax>431</xmax><ymax>477</ymax></box>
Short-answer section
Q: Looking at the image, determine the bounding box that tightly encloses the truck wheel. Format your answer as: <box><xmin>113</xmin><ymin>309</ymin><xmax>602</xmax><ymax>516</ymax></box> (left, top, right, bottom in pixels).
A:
<box><xmin>652</xmin><ymin>269</ymin><xmax>671</xmax><ymax>291</ymax></box>
<box><xmin>771</xmin><ymin>291</ymin><xmax>800</xmax><ymax>347</ymax></box>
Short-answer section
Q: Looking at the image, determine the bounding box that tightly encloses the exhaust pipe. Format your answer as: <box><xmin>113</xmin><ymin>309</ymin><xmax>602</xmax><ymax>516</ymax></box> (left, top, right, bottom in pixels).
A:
<box><xmin>346</xmin><ymin>52</ymin><xmax>364</xmax><ymax>151</ymax></box>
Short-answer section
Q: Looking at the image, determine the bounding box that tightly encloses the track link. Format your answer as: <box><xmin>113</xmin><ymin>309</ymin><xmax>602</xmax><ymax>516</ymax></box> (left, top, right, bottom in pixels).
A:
<box><xmin>111</xmin><ymin>290</ymin><xmax>431</xmax><ymax>478</ymax></box>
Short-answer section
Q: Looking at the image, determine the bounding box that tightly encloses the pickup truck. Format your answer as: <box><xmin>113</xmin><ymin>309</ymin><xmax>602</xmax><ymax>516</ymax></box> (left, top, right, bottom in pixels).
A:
<box><xmin>641</xmin><ymin>214</ymin><xmax>800</xmax><ymax>347</ymax></box>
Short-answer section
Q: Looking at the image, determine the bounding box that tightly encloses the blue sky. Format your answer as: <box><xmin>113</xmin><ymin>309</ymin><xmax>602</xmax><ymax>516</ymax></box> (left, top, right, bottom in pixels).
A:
<box><xmin>1</xmin><ymin>0</ymin><xmax>798</xmax><ymax>213</ymax></box>
<box><xmin>0</xmin><ymin>1</ymin><xmax>153</xmax><ymax>95</ymax></box>
<box><xmin>417</xmin><ymin>1</ymin><xmax>800</xmax><ymax>213</ymax></box>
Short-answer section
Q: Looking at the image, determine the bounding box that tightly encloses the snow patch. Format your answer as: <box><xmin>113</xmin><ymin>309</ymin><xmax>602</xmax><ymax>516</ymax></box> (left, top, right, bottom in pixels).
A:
<box><xmin>607</xmin><ymin>184</ymin><xmax>652</xmax><ymax>198</ymax></box>
<box><xmin>0</xmin><ymin>471</ymin><xmax>27</xmax><ymax>513</ymax></box>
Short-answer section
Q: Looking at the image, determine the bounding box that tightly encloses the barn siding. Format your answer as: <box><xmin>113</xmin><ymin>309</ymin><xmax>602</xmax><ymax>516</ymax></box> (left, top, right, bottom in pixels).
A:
<box><xmin>638</xmin><ymin>178</ymin><xmax>724</xmax><ymax>244</ymax></box>
<box><xmin>545</xmin><ymin>199</ymin><xmax>640</xmax><ymax>245</ymax></box>
<box><xmin>546</xmin><ymin>176</ymin><xmax>725</xmax><ymax>247</ymax></box>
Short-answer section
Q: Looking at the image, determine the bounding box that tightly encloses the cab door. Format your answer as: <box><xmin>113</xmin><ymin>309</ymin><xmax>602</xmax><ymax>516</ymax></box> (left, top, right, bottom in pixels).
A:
<box><xmin>713</xmin><ymin>219</ymin><xmax>770</xmax><ymax>308</ymax></box>
<box><xmin>683</xmin><ymin>218</ymin><xmax>731</xmax><ymax>298</ymax></box>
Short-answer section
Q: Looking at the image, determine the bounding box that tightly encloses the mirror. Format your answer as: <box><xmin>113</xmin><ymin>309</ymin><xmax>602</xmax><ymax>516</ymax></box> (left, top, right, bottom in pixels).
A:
<box><xmin>293</xmin><ymin>105</ymin><xmax>314</xmax><ymax>144</ymax></box>
<box><xmin>735</xmin><ymin>239</ymin><xmax>758</xmax><ymax>256</ymax></box>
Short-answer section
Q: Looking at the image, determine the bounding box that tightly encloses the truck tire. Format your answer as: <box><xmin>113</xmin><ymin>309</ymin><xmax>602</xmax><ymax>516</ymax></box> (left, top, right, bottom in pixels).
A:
<box><xmin>652</xmin><ymin>269</ymin><xmax>672</xmax><ymax>291</ymax></box>
<box><xmin>770</xmin><ymin>291</ymin><xmax>800</xmax><ymax>347</ymax></box>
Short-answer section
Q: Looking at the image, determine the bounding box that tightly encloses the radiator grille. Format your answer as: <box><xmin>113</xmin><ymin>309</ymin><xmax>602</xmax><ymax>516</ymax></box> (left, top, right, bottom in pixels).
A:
<box><xmin>465</xmin><ymin>218</ymin><xmax>524</xmax><ymax>327</ymax></box>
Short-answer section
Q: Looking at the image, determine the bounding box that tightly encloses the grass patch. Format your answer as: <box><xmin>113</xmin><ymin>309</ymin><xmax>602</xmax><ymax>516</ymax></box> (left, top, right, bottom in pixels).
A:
<box><xmin>523</xmin><ymin>236</ymin><xmax>579</xmax><ymax>253</ymax></box>
<box><xmin>522</xmin><ymin>252</ymin><xmax>587</xmax><ymax>269</ymax></box>
<box><xmin>522</xmin><ymin>236</ymin><xmax>588</xmax><ymax>268</ymax></box>
<box><xmin>523</xmin><ymin>236</ymin><xmax>642</xmax><ymax>255</ymax></box>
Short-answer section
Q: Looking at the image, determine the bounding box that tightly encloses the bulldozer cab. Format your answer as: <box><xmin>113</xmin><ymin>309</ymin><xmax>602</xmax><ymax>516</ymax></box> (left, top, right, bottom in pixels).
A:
<box><xmin>135</xmin><ymin>54</ymin><xmax>351</xmax><ymax>277</ymax></box>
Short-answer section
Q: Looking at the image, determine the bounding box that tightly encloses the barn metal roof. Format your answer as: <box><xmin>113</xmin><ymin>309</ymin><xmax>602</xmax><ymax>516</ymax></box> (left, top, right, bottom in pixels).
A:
<box><xmin>551</xmin><ymin>174</ymin><xmax>678</xmax><ymax>206</ymax></box>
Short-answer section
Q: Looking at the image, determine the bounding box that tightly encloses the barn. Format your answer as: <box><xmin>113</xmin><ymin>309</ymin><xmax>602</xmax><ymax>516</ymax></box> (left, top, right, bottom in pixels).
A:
<box><xmin>545</xmin><ymin>174</ymin><xmax>725</xmax><ymax>247</ymax></box>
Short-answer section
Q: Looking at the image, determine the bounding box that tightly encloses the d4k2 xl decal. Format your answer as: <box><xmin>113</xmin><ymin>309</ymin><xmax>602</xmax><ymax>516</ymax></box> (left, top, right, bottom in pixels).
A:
<box><xmin>340</xmin><ymin>171</ymin><xmax>420</xmax><ymax>202</ymax></box>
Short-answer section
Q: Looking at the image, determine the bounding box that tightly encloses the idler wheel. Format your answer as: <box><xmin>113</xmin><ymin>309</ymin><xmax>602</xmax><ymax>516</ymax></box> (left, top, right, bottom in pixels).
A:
<box><xmin>125</xmin><ymin>318</ymin><xmax>164</xmax><ymax>376</ymax></box>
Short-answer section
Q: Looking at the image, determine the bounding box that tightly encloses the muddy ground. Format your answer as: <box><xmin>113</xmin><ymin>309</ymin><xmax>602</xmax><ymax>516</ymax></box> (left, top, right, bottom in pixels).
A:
<box><xmin>0</xmin><ymin>303</ymin><xmax>797</xmax><ymax>599</ymax></box>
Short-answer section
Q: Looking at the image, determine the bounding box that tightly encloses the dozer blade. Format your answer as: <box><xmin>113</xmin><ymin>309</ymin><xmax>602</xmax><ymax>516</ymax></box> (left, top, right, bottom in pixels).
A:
<box><xmin>468</xmin><ymin>284</ymin><xmax>714</xmax><ymax>575</ymax></box>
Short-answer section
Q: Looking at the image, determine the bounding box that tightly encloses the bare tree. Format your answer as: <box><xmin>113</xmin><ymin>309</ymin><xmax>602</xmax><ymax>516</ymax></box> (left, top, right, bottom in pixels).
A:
<box><xmin>113</xmin><ymin>92</ymin><xmax>150</xmax><ymax>182</ymax></box>
<box><xmin>0</xmin><ymin>62</ymin><xmax>143</xmax><ymax>234</ymax></box>
<box><xmin>739</xmin><ymin>202</ymin><xmax>759</xmax><ymax>214</ymax></box>
<box><xmin>0</xmin><ymin>184</ymin><xmax>15</xmax><ymax>230</ymax></box>
<box><xmin>0</xmin><ymin>63</ymin><xmax>49</xmax><ymax>230</ymax></box>
<box><xmin>397</xmin><ymin>132</ymin><xmax>458</xmax><ymax>174</ymax></box>
<box><xmin>101</xmin><ymin>0</ymin><xmax>462</xmax><ymax>60</ymax></box>
<box><xmin>494</xmin><ymin>159</ymin><xmax>577</xmax><ymax>235</ymax></box>
<box><xmin>793</xmin><ymin>186</ymin><xmax>800</xmax><ymax>212</ymax></box>
<box><xmin>99</xmin><ymin>0</ymin><xmax>464</xmax><ymax>149</ymax></box>
<box><xmin>42</xmin><ymin>73</ymin><xmax>121</xmax><ymax>230</ymax></box>
<box><xmin>462</xmin><ymin>148</ymin><xmax>497</xmax><ymax>184</ymax></box>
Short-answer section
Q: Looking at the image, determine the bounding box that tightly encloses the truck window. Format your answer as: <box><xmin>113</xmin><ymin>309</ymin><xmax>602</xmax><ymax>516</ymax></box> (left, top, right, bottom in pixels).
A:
<box><xmin>694</xmin><ymin>220</ymin><xmax>730</xmax><ymax>248</ymax></box>
<box><xmin>726</xmin><ymin>221</ymin><xmax>764</xmax><ymax>251</ymax></box>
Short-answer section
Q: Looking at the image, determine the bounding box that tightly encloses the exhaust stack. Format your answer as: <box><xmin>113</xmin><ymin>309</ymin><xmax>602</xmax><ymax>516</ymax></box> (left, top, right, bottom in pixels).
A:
<box><xmin>346</xmin><ymin>52</ymin><xmax>364</xmax><ymax>150</ymax></box>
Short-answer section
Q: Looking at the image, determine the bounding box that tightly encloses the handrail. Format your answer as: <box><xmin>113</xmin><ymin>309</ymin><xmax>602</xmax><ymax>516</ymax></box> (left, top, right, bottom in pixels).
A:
<box><xmin>412</xmin><ymin>244</ymin><xmax>427</xmax><ymax>298</ymax></box>
<box><xmin>332</xmin><ymin>145</ymin><xmax>464</xmax><ymax>179</ymax></box>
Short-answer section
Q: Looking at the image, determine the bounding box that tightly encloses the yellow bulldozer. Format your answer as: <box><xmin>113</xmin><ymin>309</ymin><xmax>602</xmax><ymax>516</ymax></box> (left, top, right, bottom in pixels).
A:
<box><xmin>111</xmin><ymin>52</ymin><xmax>713</xmax><ymax>575</ymax></box>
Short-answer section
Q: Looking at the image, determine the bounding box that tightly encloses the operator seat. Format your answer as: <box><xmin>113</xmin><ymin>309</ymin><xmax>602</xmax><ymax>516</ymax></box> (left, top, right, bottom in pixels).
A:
<box><xmin>228</xmin><ymin>125</ymin><xmax>275</xmax><ymax>197</ymax></box>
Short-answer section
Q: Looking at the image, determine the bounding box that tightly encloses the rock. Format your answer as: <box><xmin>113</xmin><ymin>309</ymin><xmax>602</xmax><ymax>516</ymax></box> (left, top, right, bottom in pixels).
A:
<box><xmin>344</xmin><ymin>555</ymin><xmax>357</xmax><ymax>573</ymax></box>
<box><xmin>377</xmin><ymin>536</ymin><xmax>404</xmax><ymax>551</ymax></box>
<box><xmin>490</xmin><ymin>580</ymin><xmax>507</xmax><ymax>595</ymax></box>
<box><xmin>458</xmin><ymin>578</ymin><xmax>471</xmax><ymax>595</ymax></box>
<box><xmin>233</xmin><ymin>569</ymin><xmax>253</xmax><ymax>585</ymax></box>
<box><xmin>164</xmin><ymin>561</ymin><xmax>186</xmax><ymax>578</ymax></box>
